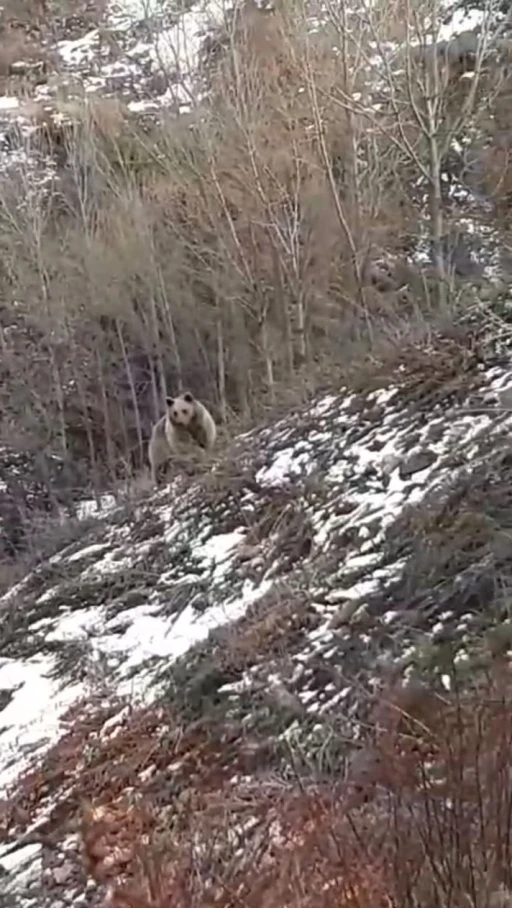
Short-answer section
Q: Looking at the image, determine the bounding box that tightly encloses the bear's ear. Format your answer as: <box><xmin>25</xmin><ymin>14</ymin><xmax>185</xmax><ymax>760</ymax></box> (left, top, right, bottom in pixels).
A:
<box><xmin>166</xmin><ymin>397</ymin><xmax>174</xmax><ymax>408</ymax></box>
<box><xmin>183</xmin><ymin>392</ymin><xmax>194</xmax><ymax>403</ymax></box>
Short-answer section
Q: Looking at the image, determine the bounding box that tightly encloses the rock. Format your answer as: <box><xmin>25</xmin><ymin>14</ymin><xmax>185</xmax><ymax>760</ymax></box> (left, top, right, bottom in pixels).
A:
<box><xmin>381</xmin><ymin>453</ymin><xmax>400</xmax><ymax>475</ymax></box>
<box><xmin>426</xmin><ymin>421</ymin><xmax>445</xmax><ymax>443</ymax></box>
<box><xmin>404</xmin><ymin>431</ymin><xmax>422</xmax><ymax>448</ymax></box>
<box><xmin>399</xmin><ymin>448</ymin><xmax>437</xmax><ymax>479</ymax></box>
<box><xmin>345</xmin><ymin>396</ymin><xmax>368</xmax><ymax>415</ymax></box>
<box><xmin>52</xmin><ymin>861</ymin><xmax>74</xmax><ymax>885</ymax></box>
<box><xmin>485</xmin><ymin>622</ymin><xmax>512</xmax><ymax>657</ymax></box>
<box><xmin>329</xmin><ymin>599</ymin><xmax>362</xmax><ymax>627</ymax></box>
<box><xmin>365</xmin><ymin>405</ymin><xmax>385</xmax><ymax>423</ymax></box>
<box><xmin>490</xmin><ymin>532</ymin><xmax>512</xmax><ymax>560</ymax></box>
<box><xmin>236</xmin><ymin>543</ymin><xmax>262</xmax><ymax>563</ymax></box>
<box><xmin>265</xmin><ymin>681</ymin><xmax>305</xmax><ymax>717</ymax></box>
<box><xmin>498</xmin><ymin>386</ymin><xmax>512</xmax><ymax>410</ymax></box>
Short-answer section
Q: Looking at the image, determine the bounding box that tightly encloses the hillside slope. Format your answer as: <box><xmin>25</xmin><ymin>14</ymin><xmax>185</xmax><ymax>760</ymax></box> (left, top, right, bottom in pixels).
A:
<box><xmin>2</xmin><ymin>330</ymin><xmax>512</xmax><ymax>905</ymax></box>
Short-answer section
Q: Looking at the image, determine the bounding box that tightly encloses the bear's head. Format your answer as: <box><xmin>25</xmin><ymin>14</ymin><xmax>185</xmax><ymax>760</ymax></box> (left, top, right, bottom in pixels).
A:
<box><xmin>166</xmin><ymin>392</ymin><xmax>196</xmax><ymax>427</ymax></box>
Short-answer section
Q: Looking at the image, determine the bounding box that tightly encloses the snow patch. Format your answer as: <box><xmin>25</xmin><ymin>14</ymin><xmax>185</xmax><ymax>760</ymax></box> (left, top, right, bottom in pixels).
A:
<box><xmin>0</xmin><ymin>96</ymin><xmax>20</xmax><ymax>111</ymax></box>
<box><xmin>0</xmin><ymin>841</ymin><xmax>41</xmax><ymax>891</ymax></box>
<box><xmin>58</xmin><ymin>30</ymin><xmax>99</xmax><ymax>68</ymax></box>
<box><xmin>257</xmin><ymin>449</ymin><xmax>316</xmax><ymax>487</ymax></box>
<box><xmin>0</xmin><ymin>657</ymin><xmax>84</xmax><ymax>789</ymax></box>
<box><xmin>438</xmin><ymin>7</ymin><xmax>484</xmax><ymax>41</ymax></box>
<box><xmin>76</xmin><ymin>494</ymin><xmax>117</xmax><ymax>520</ymax></box>
<box><xmin>195</xmin><ymin>528</ymin><xmax>247</xmax><ymax>581</ymax></box>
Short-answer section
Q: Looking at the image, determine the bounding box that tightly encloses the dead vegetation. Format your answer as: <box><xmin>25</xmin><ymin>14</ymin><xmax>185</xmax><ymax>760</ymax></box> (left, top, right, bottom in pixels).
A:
<box><xmin>76</xmin><ymin>667</ymin><xmax>512</xmax><ymax>908</ymax></box>
<box><xmin>0</xmin><ymin>0</ymin><xmax>509</xmax><ymax>508</ymax></box>
<box><xmin>213</xmin><ymin>583</ymin><xmax>317</xmax><ymax>673</ymax></box>
<box><xmin>5</xmin><ymin>662</ymin><xmax>512</xmax><ymax>908</ymax></box>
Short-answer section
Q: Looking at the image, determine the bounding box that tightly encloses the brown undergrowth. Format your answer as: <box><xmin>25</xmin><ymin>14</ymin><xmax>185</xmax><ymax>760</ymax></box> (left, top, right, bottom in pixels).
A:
<box><xmin>4</xmin><ymin>664</ymin><xmax>512</xmax><ymax>907</ymax></box>
<box><xmin>78</xmin><ymin>665</ymin><xmax>512</xmax><ymax>907</ymax></box>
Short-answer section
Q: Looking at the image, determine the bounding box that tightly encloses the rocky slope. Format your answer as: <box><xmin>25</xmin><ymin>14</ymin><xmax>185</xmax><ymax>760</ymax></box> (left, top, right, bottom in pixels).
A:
<box><xmin>2</xmin><ymin>328</ymin><xmax>512</xmax><ymax>905</ymax></box>
<box><xmin>0</xmin><ymin>0</ymin><xmax>229</xmax><ymax>172</ymax></box>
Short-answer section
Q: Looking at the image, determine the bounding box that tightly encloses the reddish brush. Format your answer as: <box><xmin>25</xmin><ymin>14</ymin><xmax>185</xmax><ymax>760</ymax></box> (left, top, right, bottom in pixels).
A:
<box><xmin>75</xmin><ymin>668</ymin><xmax>512</xmax><ymax>908</ymax></box>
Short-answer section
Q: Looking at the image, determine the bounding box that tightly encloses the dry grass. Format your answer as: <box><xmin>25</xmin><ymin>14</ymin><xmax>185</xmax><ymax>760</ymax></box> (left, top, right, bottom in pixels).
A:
<box><xmin>0</xmin><ymin>30</ymin><xmax>43</xmax><ymax>73</ymax></box>
<box><xmin>5</xmin><ymin>663</ymin><xmax>511</xmax><ymax>907</ymax></box>
<box><xmin>0</xmin><ymin>0</ymin><xmax>48</xmax><ymax>24</ymax></box>
<box><xmin>0</xmin><ymin>0</ymin><xmax>507</xmax><ymax>491</ymax></box>
<box><xmin>4</xmin><ymin>663</ymin><xmax>512</xmax><ymax>907</ymax></box>
<box><xmin>86</xmin><ymin>668</ymin><xmax>512</xmax><ymax>908</ymax></box>
<box><xmin>0</xmin><ymin>0</ymin><xmax>449</xmax><ymax>484</ymax></box>
<box><xmin>213</xmin><ymin>584</ymin><xmax>316</xmax><ymax>674</ymax></box>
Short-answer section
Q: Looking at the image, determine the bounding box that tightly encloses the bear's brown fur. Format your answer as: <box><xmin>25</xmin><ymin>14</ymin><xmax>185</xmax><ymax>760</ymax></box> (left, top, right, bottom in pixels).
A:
<box><xmin>148</xmin><ymin>392</ymin><xmax>217</xmax><ymax>485</ymax></box>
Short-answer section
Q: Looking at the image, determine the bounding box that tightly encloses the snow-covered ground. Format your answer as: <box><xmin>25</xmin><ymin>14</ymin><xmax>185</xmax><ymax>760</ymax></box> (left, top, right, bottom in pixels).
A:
<box><xmin>2</xmin><ymin>349</ymin><xmax>512</xmax><ymax>899</ymax></box>
<box><xmin>0</xmin><ymin>0</ymin><xmax>493</xmax><ymax>125</ymax></box>
<box><xmin>0</xmin><ymin>0</ymin><xmax>233</xmax><ymax>129</ymax></box>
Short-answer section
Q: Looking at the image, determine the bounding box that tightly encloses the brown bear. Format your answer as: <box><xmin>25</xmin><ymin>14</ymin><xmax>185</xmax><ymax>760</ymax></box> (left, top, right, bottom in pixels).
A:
<box><xmin>148</xmin><ymin>392</ymin><xmax>217</xmax><ymax>485</ymax></box>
